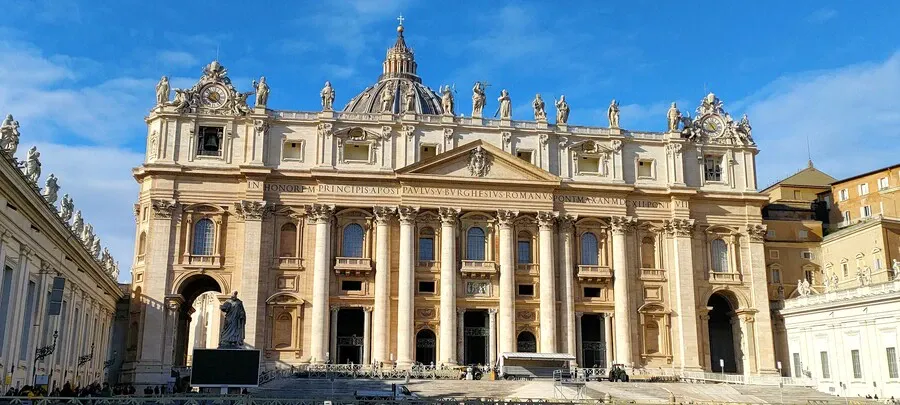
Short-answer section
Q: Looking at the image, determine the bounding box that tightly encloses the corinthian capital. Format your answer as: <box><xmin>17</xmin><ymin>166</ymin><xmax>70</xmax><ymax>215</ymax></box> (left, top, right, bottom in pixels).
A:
<box><xmin>150</xmin><ymin>199</ymin><xmax>177</xmax><ymax>219</ymax></box>
<box><xmin>373</xmin><ymin>206</ymin><xmax>397</xmax><ymax>225</ymax></box>
<box><xmin>558</xmin><ymin>214</ymin><xmax>578</xmax><ymax>233</ymax></box>
<box><xmin>664</xmin><ymin>218</ymin><xmax>695</xmax><ymax>237</ymax></box>
<box><xmin>609</xmin><ymin>216</ymin><xmax>636</xmax><ymax>233</ymax></box>
<box><xmin>235</xmin><ymin>200</ymin><xmax>270</xmax><ymax>221</ymax></box>
<box><xmin>438</xmin><ymin>207</ymin><xmax>460</xmax><ymax>225</ymax></box>
<box><xmin>305</xmin><ymin>204</ymin><xmax>335</xmax><ymax>223</ymax></box>
<box><xmin>536</xmin><ymin>211</ymin><xmax>558</xmax><ymax>229</ymax></box>
<box><xmin>745</xmin><ymin>224</ymin><xmax>767</xmax><ymax>242</ymax></box>
<box><xmin>496</xmin><ymin>209</ymin><xmax>519</xmax><ymax>228</ymax></box>
<box><xmin>397</xmin><ymin>206</ymin><xmax>419</xmax><ymax>224</ymax></box>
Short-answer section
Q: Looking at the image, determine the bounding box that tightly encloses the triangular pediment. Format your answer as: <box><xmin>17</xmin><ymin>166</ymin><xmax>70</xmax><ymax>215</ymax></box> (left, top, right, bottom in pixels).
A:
<box><xmin>397</xmin><ymin>140</ymin><xmax>559</xmax><ymax>184</ymax></box>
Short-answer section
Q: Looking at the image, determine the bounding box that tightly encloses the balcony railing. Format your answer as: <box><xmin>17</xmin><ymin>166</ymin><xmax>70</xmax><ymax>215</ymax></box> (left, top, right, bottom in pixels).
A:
<box><xmin>334</xmin><ymin>257</ymin><xmax>373</xmax><ymax>276</ymax></box>
<box><xmin>184</xmin><ymin>254</ymin><xmax>221</xmax><ymax>268</ymax></box>
<box><xmin>640</xmin><ymin>268</ymin><xmax>666</xmax><ymax>281</ymax></box>
<box><xmin>577</xmin><ymin>265</ymin><xmax>613</xmax><ymax>281</ymax></box>
<box><xmin>460</xmin><ymin>260</ymin><xmax>497</xmax><ymax>278</ymax></box>
<box><xmin>708</xmin><ymin>271</ymin><xmax>741</xmax><ymax>284</ymax></box>
<box><xmin>516</xmin><ymin>263</ymin><xmax>539</xmax><ymax>273</ymax></box>
<box><xmin>416</xmin><ymin>260</ymin><xmax>438</xmax><ymax>271</ymax></box>
<box><xmin>277</xmin><ymin>257</ymin><xmax>304</xmax><ymax>270</ymax></box>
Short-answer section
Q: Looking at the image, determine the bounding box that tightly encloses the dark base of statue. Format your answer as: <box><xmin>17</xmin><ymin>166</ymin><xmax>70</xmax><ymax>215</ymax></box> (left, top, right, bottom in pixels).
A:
<box><xmin>190</xmin><ymin>348</ymin><xmax>261</xmax><ymax>388</ymax></box>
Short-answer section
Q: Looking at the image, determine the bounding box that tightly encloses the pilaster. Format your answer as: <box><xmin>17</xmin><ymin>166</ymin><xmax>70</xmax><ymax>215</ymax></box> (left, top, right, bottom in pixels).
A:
<box><xmin>664</xmin><ymin>218</ymin><xmax>702</xmax><ymax>371</ymax></box>
<box><xmin>744</xmin><ymin>224</ymin><xmax>778</xmax><ymax>374</ymax></box>
<box><xmin>236</xmin><ymin>200</ymin><xmax>269</xmax><ymax>349</ymax></box>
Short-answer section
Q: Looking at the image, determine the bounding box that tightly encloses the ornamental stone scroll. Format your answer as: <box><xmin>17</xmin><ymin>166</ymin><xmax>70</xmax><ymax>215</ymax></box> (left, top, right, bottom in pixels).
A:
<box><xmin>609</xmin><ymin>216</ymin><xmax>637</xmax><ymax>234</ymax></box>
<box><xmin>316</xmin><ymin>123</ymin><xmax>333</xmax><ymax>139</ymax></box>
<box><xmin>235</xmin><ymin>200</ymin><xmax>270</xmax><ymax>221</ymax></box>
<box><xmin>745</xmin><ymin>224</ymin><xmax>767</xmax><ymax>242</ymax></box>
<box><xmin>150</xmin><ymin>199</ymin><xmax>177</xmax><ymax>220</ymax></box>
<box><xmin>663</xmin><ymin>218</ymin><xmax>695</xmax><ymax>237</ymax></box>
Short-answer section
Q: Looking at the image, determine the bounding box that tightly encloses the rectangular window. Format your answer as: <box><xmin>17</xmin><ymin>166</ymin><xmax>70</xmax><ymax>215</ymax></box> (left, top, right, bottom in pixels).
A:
<box><xmin>418</xmin><ymin>236</ymin><xmax>434</xmax><ymax>262</ymax></box>
<box><xmin>584</xmin><ymin>287</ymin><xmax>602</xmax><ymax>298</ymax></box>
<box><xmin>637</xmin><ymin>159</ymin><xmax>653</xmax><ymax>178</ymax></box>
<box><xmin>704</xmin><ymin>155</ymin><xmax>723</xmax><ymax>182</ymax></box>
<box><xmin>417</xmin><ymin>281</ymin><xmax>435</xmax><ymax>294</ymax></box>
<box><xmin>341</xmin><ymin>280</ymin><xmax>363</xmax><ymax>291</ymax></box>
<box><xmin>820</xmin><ymin>351</ymin><xmax>830</xmax><ymax>379</ymax></box>
<box><xmin>801</xmin><ymin>251</ymin><xmax>813</xmax><ymax>260</ymax></box>
<box><xmin>420</xmin><ymin>145</ymin><xmax>437</xmax><ymax>160</ymax></box>
<box><xmin>282</xmin><ymin>141</ymin><xmax>303</xmax><ymax>160</ymax></box>
<box><xmin>793</xmin><ymin>190</ymin><xmax>803</xmax><ymax>200</ymax></box>
<box><xmin>517</xmin><ymin>284</ymin><xmax>535</xmax><ymax>296</ymax></box>
<box><xmin>771</xmin><ymin>268</ymin><xmax>781</xmax><ymax>283</ymax></box>
<box><xmin>839</xmin><ymin>189</ymin><xmax>849</xmax><ymax>201</ymax></box>
<box><xmin>878</xmin><ymin>177</ymin><xmax>889</xmax><ymax>190</ymax></box>
<box><xmin>793</xmin><ymin>353</ymin><xmax>802</xmax><ymax>377</ymax></box>
<box><xmin>343</xmin><ymin>143</ymin><xmax>370</xmax><ymax>162</ymax></box>
<box><xmin>851</xmin><ymin>349</ymin><xmax>862</xmax><ymax>379</ymax></box>
<box><xmin>861</xmin><ymin>205</ymin><xmax>872</xmax><ymax>217</ymax></box>
<box><xmin>769</xmin><ymin>249</ymin><xmax>780</xmax><ymax>259</ymax></box>
<box><xmin>843</xmin><ymin>211</ymin><xmax>851</xmax><ymax>223</ymax></box>
<box><xmin>0</xmin><ymin>267</ymin><xmax>13</xmax><ymax>348</ymax></box>
<box><xmin>875</xmin><ymin>258</ymin><xmax>883</xmax><ymax>269</ymax></box>
<box><xmin>517</xmin><ymin>241</ymin><xmax>532</xmax><ymax>264</ymax></box>
<box><xmin>842</xmin><ymin>263</ymin><xmax>849</xmax><ymax>277</ymax></box>
<box><xmin>197</xmin><ymin>126</ymin><xmax>224</xmax><ymax>156</ymax></box>
<box><xmin>887</xmin><ymin>347</ymin><xmax>899</xmax><ymax>379</ymax></box>
<box><xmin>516</xmin><ymin>150</ymin><xmax>533</xmax><ymax>163</ymax></box>
<box><xmin>859</xmin><ymin>183</ymin><xmax>870</xmax><ymax>195</ymax></box>
<box><xmin>799</xmin><ymin>230</ymin><xmax>809</xmax><ymax>240</ymax></box>
<box><xmin>579</xmin><ymin>156</ymin><xmax>600</xmax><ymax>174</ymax></box>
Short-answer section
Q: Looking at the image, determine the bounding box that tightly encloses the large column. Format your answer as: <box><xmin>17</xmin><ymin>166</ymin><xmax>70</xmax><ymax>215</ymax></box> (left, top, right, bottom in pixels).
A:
<box><xmin>537</xmin><ymin>211</ymin><xmax>558</xmax><ymax>352</ymax></box>
<box><xmin>575</xmin><ymin>312</ymin><xmax>584</xmax><ymax>366</ymax></box>
<box><xmin>396</xmin><ymin>206</ymin><xmax>418</xmax><ymax>368</ymax></box>
<box><xmin>363</xmin><ymin>306</ymin><xmax>372</xmax><ymax>365</ymax></box>
<box><xmin>329</xmin><ymin>306</ymin><xmax>338</xmax><ymax>363</ymax></box>
<box><xmin>610</xmin><ymin>216</ymin><xmax>635</xmax><ymax>365</ymax></box>
<box><xmin>308</xmin><ymin>204</ymin><xmax>335</xmax><ymax>364</ymax></box>
<box><xmin>559</xmin><ymin>215</ymin><xmax>578</xmax><ymax>359</ymax></box>
<box><xmin>438</xmin><ymin>207</ymin><xmax>459</xmax><ymax>365</ymax></box>
<box><xmin>4</xmin><ymin>247</ymin><xmax>32</xmax><ymax>370</ymax></box>
<box><xmin>457</xmin><ymin>309</ymin><xmax>465</xmax><ymax>364</ymax></box>
<box><xmin>666</xmin><ymin>218</ymin><xmax>701</xmax><ymax>370</ymax></box>
<box><xmin>137</xmin><ymin>199</ymin><xmax>176</xmax><ymax>384</ymax></box>
<box><xmin>745</xmin><ymin>225</ymin><xmax>778</xmax><ymax>374</ymax></box>
<box><xmin>372</xmin><ymin>206</ymin><xmax>395</xmax><ymax>364</ymax></box>
<box><xmin>604</xmin><ymin>313</ymin><xmax>613</xmax><ymax>368</ymax></box>
<box><xmin>496</xmin><ymin>209</ymin><xmax>518</xmax><ymax>354</ymax></box>
<box><xmin>488</xmin><ymin>309</ymin><xmax>498</xmax><ymax>367</ymax></box>
<box><xmin>237</xmin><ymin>200</ymin><xmax>268</xmax><ymax>349</ymax></box>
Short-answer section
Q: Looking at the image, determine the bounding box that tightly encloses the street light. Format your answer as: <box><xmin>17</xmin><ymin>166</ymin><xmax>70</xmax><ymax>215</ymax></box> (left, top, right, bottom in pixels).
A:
<box><xmin>777</xmin><ymin>361</ymin><xmax>784</xmax><ymax>405</ymax></box>
<box><xmin>32</xmin><ymin>331</ymin><xmax>58</xmax><ymax>386</ymax></box>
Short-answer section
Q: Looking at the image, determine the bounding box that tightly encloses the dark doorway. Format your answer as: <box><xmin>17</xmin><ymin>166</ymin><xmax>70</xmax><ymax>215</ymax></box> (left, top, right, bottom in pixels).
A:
<box><xmin>174</xmin><ymin>275</ymin><xmax>222</xmax><ymax>366</ymax></box>
<box><xmin>516</xmin><ymin>331</ymin><xmax>537</xmax><ymax>352</ymax></box>
<box><xmin>463</xmin><ymin>310</ymin><xmax>488</xmax><ymax>365</ymax></box>
<box><xmin>415</xmin><ymin>329</ymin><xmax>436</xmax><ymax>365</ymax></box>
<box><xmin>581</xmin><ymin>314</ymin><xmax>607</xmax><ymax>368</ymax></box>
<box><xmin>708</xmin><ymin>293</ymin><xmax>738</xmax><ymax>373</ymax></box>
<box><xmin>336</xmin><ymin>308</ymin><xmax>364</xmax><ymax>364</ymax></box>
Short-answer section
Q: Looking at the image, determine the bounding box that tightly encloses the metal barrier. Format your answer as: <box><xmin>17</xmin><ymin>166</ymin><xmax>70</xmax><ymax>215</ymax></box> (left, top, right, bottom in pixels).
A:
<box><xmin>0</xmin><ymin>397</ymin><xmax>864</xmax><ymax>405</ymax></box>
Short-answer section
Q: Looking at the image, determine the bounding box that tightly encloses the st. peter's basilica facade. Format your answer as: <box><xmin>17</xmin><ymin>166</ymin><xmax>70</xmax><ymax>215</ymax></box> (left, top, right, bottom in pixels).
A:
<box><xmin>125</xmin><ymin>23</ymin><xmax>776</xmax><ymax>384</ymax></box>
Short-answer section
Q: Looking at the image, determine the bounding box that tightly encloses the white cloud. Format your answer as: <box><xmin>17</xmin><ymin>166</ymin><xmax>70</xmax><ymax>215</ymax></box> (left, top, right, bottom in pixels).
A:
<box><xmin>744</xmin><ymin>52</ymin><xmax>900</xmax><ymax>186</ymax></box>
<box><xmin>157</xmin><ymin>50</ymin><xmax>198</xmax><ymax>68</ymax></box>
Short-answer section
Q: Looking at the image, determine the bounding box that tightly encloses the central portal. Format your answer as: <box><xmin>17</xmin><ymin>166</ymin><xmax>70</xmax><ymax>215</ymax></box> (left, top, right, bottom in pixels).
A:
<box><xmin>463</xmin><ymin>310</ymin><xmax>489</xmax><ymax>365</ymax></box>
<box><xmin>336</xmin><ymin>308</ymin><xmax>364</xmax><ymax>364</ymax></box>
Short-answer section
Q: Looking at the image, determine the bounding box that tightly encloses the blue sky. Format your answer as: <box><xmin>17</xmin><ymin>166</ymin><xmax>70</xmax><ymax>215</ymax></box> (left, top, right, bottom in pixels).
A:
<box><xmin>1</xmin><ymin>0</ymin><xmax>899</xmax><ymax>281</ymax></box>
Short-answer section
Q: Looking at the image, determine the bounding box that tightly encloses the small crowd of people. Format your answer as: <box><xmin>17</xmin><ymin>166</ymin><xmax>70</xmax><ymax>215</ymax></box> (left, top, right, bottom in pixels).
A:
<box><xmin>2</xmin><ymin>382</ymin><xmax>143</xmax><ymax>398</ymax></box>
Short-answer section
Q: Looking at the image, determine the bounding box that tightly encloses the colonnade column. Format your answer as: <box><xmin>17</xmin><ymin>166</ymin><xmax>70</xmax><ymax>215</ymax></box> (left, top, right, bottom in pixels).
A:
<box><xmin>372</xmin><ymin>206</ymin><xmax>395</xmax><ymax>364</ymax></box>
<box><xmin>308</xmin><ymin>204</ymin><xmax>335</xmax><ymax>364</ymax></box>
<box><xmin>488</xmin><ymin>309</ymin><xmax>498</xmax><ymax>367</ymax></box>
<box><xmin>438</xmin><ymin>207</ymin><xmax>460</xmax><ymax>365</ymax></box>
<box><xmin>575</xmin><ymin>312</ymin><xmax>584</xmax><ymax>366</ymax></box>
<box><xmin>610</xmin><ymin>216</ymin><xmax>635</xmax><ymax>365</ymax></box>
<box><xmin>537</xmin><ymin>211</ymin><xmax>558</xmax><ymax>353</ymax></box>
<box><xmin>559</xmin><ymin>215</ymin><xmax>578</xmax><ymax>359</ymax></box>
<box><xmin>396</xmin><ymin>206</ymin><xmax>418</xmax><ymax>368</ymax></box>
<box><xmin>604</xmin><ymin>313</ymin><xmax>613</xmax><ymax>368</ymax></box>
<box><xmin>363</xmin><ymin>306</ymin><xmax>373</xmax><ymax>365</ymax></box>
<box><xmin>496</xmin><ymin>209</ymin><xmax>517</xmax><ymax>354</ymax></box>
<box><xmin>665</xmin><ymin>218</ymin><xmax>702</xmax><ymax>370</ymax></box>
<box><xmin>237</xmin><ymin>200</ymin><xmax>268</xmax><ymax>349</ymax></box>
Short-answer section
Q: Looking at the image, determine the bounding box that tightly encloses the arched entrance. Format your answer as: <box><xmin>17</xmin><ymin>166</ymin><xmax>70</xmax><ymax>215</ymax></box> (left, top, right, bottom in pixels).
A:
<box><xmin>516</xmin><ymin>331</ymin><xmax>537</xmax><ymax>353</ymax></box>
<box><xmin>336</xmin><ymin>308</ymin><xmax>364</xmax><ymax>364</ymax></box>
<box><xmin>707</xmin><ymin>292</ymin><xmax>738</xmax><ymax>373</ymax></box>
<box><xmin>415</xmin><ymin>329</ymin><xmax>436</xmax><ymax>365</ymax></box>
<box><xmin>173</xmin><ymin>274</ymin><xmax>222</xmax><ymax>367</ymax></box>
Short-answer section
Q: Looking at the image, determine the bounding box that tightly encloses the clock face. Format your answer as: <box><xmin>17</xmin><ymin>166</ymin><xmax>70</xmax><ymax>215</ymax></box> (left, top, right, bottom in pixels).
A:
<box><xmin>200</xmin><ymin>85</ymin><xmax>228</xmax><ymax>108</ymax></box>
<box><xmin>701</xmin><ymin>115</ymin><xmax>726</xmax><ymax>137</ymax></box>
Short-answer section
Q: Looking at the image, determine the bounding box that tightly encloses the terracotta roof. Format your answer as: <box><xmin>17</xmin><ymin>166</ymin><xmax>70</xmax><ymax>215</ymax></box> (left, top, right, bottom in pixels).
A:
<box><xmin>762</xmin><ymin>161</ymin><xmax>836</xmax><ymax>192</ymax></box>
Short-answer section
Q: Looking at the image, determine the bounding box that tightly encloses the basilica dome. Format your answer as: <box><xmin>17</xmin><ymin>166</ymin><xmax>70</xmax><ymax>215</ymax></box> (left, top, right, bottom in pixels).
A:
<box><xmin>342</xmin><ymin>24</ymin><xmax>444</xmax><ymax>115</ymax></box>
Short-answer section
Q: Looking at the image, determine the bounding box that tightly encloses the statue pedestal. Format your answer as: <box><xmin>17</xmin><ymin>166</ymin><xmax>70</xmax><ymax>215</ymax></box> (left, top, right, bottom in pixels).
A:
<box><xmin>380</xmin><ymin>113</ymin><xmax>394</xmax><ymax>122</ymax></box>
<box><xmin>557</xmin><ymin>123</ymin><xmax>568</xmax><ymax>132</ymax></box>
<box><xmin>441</xmin><ymin>115</ymin><xmax>455</xmax><ymax>124</ymax></box>
<box><xmin>401</xmin><ymin>112</ymin><xmax>417</xmax><ymax>121</ymax></box>
<box><xmin>535</xmin><ymin>120</ymin><xmax>549</xmax><ymax>129</ymax></box>
<box><xmin>470</xmin><ymin>117</ymin><xmax>483</xmax><ymax>126</ymax></box>
<box><xmin>253</xmin><ymin>106</ymin><xmax>267</xmax><ymax>114</ymax></box>
<box><xmin>318</xmin><ymin>110</ymin><xmax>336</xmax><ymax>119</ymax></box>
<box><xmin>608</xmin><ymin>128</ymin><xmax>623</xmax><ymax>136</ymax></box>
<box><xmin>500</xmin><ymin>119</ymin><xmax>512</xmax><ymax>127</ymax></box>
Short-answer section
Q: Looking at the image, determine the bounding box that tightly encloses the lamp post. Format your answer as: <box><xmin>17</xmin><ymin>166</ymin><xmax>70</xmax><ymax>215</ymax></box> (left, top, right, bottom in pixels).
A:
<box><xmin>103</xmin><ymin>351</ymin><xmax>118</xmax><ymax>383</ymax></box>
<box><xmin>77</xmin><ymin>343</ymin><xmax>94</xmax><ymax>384</ymax></box>
<box><xmin>32</xmin><ymin>331</ymin><xmax>59</xmax><ymax>386</ymax></box>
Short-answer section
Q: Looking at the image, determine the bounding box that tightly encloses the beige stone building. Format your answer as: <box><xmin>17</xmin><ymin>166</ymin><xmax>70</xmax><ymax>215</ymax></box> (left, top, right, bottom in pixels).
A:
<box><xmin>125</xmin><ymin>24</ymin><xmax>778</xmax><ymax>385</ymax></box>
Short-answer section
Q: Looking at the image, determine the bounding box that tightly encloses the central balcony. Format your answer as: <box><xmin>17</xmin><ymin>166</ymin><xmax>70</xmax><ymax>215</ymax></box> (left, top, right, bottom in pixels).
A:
<box><xmin>276</xmin><ymin>257</ymin><xmax>305</xmax><ymax>270</ymax></box>
<box><xmin>460</xmin><ymin>260</ymin><xmax>497</xmax><ymax>278</ymax></box>
<box><xmin>183</xmin><ymin>254</ymin><xmax>221</xmax><ymax>269</ymax></box>
<box><xmin>334</xmin><ymin>257</ymin><xmax>373</xmax><ymax>276</ymax></box>
<box><xmin>577</xmin><ymin>265</ymin><xmax>613</xmax><ymax>282</ymax></box>
<box><xmin>708</xmin><ymin>271</ymin><xmax>741</xmax><ymax>284</ymax></box>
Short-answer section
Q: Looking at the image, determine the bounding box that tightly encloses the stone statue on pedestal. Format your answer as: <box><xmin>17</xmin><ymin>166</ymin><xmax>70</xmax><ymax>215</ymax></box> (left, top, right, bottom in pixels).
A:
<box><xmin>666</xmin><ymin>102</ymin><xmax>681</xmax><ymax>132</ymax></box>
<box><xmin>252</xmin><ymin>76</ymin><xmax>269</xmax><ymax>108</ymax></box>
<box><xmin>1</xmin><ymin>114</ymin><xmax>21</xmax><ymax>155</ymax></box>
<box><xmin>59</xmin><ymin>194</ymin><xmax>74</xmax><ymax>222</ymax></box>
<box><xmin>72</xmin><ymin>210</ymin><xmax>84</xmax><ymax>236</ymax></box>
<box><xmin>471</xmin><ymin>82</ymin><xmax>486</xmax><ymax>118</ymax></box>
<box><xmin>403</xmin><ymin>83</ymin><xmax>416</xmax><ymax>113</ymax></box>
<box><xmin>381</xmin><ymin>83</ymin><xmax>395</xmax><ymax>113</ymax></box>
<box><xmin>91</xmin><ymin>238</ymin><xmax>101</xmax><ymax>258</ymax></box>
<box><xmin>82</xmin><ymin>223</ymin><xmax>95</xmax><ymax>247</ymax></box>
<box><xmin>321</xmin><ymin>81</ymin><xmax>335</xmax><ymax>111</ymax></box>
<box><xmin>24</xmin><ymin>146</ymin><xmax>41</xmax><ymax>185</ymax></box>
<box><xmin>41</xmin><ymin>174</ymin><xmax>59</xmax><ymax>204</ymax></box>
<box><xmin>555</xmin><ymin>95</ymin><xmax>569</xmax><ymax>124</ymax></box>
<box><xmin>440</xmin><ymin>85</ymin><xmax>455</xmax><ymax>116</ymax></box>
<box><xmin>155</xmin><ymin>76</ymin><xmax>169</xmax><ymax>106</ymax></box>
<box><xmin>532</xmin><ymin>94</ymin><xmax>546</xmax><ymax>121</ymax></box>
<box><xmin>497</xmin><ymin>89</ymin><xmax>511</xmax><ymax>119</ymax></box>
<box><xmin>607</xmin><ymin>99</ymin><xmax>620</xmax><ymax>128</ymax></box>
<box><xmin>219</xmin><ymin>291</ymin><xmax>246</xmax><ymax>348</ymax></box>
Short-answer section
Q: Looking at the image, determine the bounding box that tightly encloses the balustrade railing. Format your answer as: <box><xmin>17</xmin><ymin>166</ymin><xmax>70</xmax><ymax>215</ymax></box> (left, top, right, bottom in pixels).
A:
<box><xmin>515</xmin><ymin>263</ymin><xmax>539</xmax><ymax>273</ymax></box>
<box><xmin>460</xmin><ymin>260</ymin><xmax>498</xmax><ymax>276</ymax></box>
<box><xmin>576</xmin><ymin>265</ymin><xmax>613</xmax><ymax>280</ymax></box>
<box><xmin>708</xmin><ymin>271</ymin><xmax>741</xmax><ymax>283</ymax></box>
<box><xmin>639</xmin><ymin>268</ymin><xmax>666</xmax><ymax>280</ymax></box>
<box><xmin>277</xmin><ymin>257</ymin><xmax>304</xmax><ymax>269</ymax></box>
<box><xmin>185</xmin><ymin>254</ymin><xmax>220</xmax><ymax>267</ymax></box>
<box><xmin>334</xmin><ymin>257</ymin><xmax>373</xmax><ymax>274</ymax></box>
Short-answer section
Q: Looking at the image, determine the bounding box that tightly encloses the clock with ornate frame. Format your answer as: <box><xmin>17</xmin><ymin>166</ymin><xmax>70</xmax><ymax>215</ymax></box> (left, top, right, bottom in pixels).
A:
<box><xmin>699</xmin><ymin>114</ymin><xmax>726</xmax><ymax>138</ymax></box>
<box><xmin>199</xmin><ymin>84</ymin><xmax>229</xmax><ymax>109</ymax></box>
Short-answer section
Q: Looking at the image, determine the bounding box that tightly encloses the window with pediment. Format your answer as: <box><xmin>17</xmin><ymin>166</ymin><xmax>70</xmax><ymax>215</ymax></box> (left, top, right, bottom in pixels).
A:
<box><xmin>573</xmin><ymin>141</ymin><xmax>610</xmax><ymax>176</ymax></box>
<box><xmin>192</xmin><ymin>219</ymin><xmax>215</xmax><ymax>256</ymax></box>
<box><xmin>336</xmin><ymin>127</ymin><xmax>380</xmax><ymax>165</ymax></box>
<box><xmin>279</xmin><ymin>223</ymin><xmax>298</xmax><ymax>257</ymax></box>
<box><xmin>466</xmin><ymin>227</ymin><xmax>486</xmax><ymax>261</ymax></box>
<box><xmin>273</xmin><ymin>313</ymin><xmax>292</xmax><ymax>349</ymax></box>
<box><xmin>180</xmin><ymin>205</ymin><xmax>226</xmax><ymax>267</ymax></box>
<box><xmin>418</xmin><ymin>227</ymin><xmax>435</xmax><ymax>261</ymax></box>
<box><xmin>342</xmin><ymin>223</ymin><xmax>365</xmax><ymax>258</ymax></box>
<box><xmin>710</xmin><ymin>239</ymin><xmax>728</xmax><ymax>273</ymax></box>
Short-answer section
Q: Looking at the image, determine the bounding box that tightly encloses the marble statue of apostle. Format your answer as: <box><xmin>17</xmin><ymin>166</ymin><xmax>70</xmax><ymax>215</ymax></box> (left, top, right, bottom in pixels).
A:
<box><xmin>82</xmin><ymin>223</ymin><xmax>95</xmax><ymax>247</ymax></box>
<box><xmin>253</xmin><ymin>76</ymin><xmax>269</xmax><ymax>107</ymax></box>
<box><xmin>1</xmin><ymin>114</ymin><xmax>21</xmax><ymax>155</ymax></box>
<box><xmin>24</xmin><ymin>146</ymin><xmax>41</xmax><ymax>185</ymax></box>
<box><xmin>381</xmin><ymin>83</ymin><xmax>396</xmax><ymax>113</ymax></box>
<box><xmin>155</xmin><ymin>76</ymin><xmax>169</xmax><ymax>106</ymax></box>
<box><xmin>321</xmin><ymin>81</ymin><xmax>335</xmax><ymax>111</ymax></box>
<box><xmin>607</xmin><ymin>99</ymin><xmax>620</xmax><ymax>128</ymax></box>
<box><xmin>532</xmin><ymin>94</ymin><xmax>546</xmax><ymax>121</ymax></box>
<box><xmin>59</xmin><ymin>194</ymin><xmax>74</xmax><ymax>223</ymax></box>
<box><xmin>471</xmin><ymin>82</ymin><xmax>486</xmax><ymax>118</ymax></box>
<box><xmin>667</xmin><ymin>102</ymin><xmax>681</xmax><ymax>132</ymax></box>
<box><xmin>440</xmin><ymin>85</ymin><xmax>455</xmax><ymax>116</ymax></box>
<box><xmin>72</xmin><ymin>210</ymin><xmax>84</xmax><ymax>236</ymax></box>
<box><xmin>41</xmin><ymin>173</ymin><xmax>59</xmax><ymax>204</ymax></box>
<box><xmin>497</xmin><ymin>89</ymin><xmax>511</xmax><ymax>119</ymax></box>
<box><xmin>555</xmin><ymin>95</ymin><xmax>570</xmax><ymax>124</ymax></box>
<box><xmin>403</xmin><ymin>83</ymin><xmax>416</xmax><ymax>113</ymax></box>
<box><xmin>219</xmin><ymin>291</ymin><xmax>246</xmax><ymax>348</ymax></box>
<box><xmin>91</xmin><ymin>238</ymin><xmax>101</xmax><ymax>258</ymax></box>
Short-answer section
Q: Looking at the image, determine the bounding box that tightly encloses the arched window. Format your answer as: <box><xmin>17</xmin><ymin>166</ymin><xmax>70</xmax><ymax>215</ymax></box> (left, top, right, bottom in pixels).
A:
<box><xmin>342</xmin><ymin>223</ymin><xmax>364</xmax><ymax>257</ymax></box>
<box><xmin>581</xmin><ymin>232</ymin><xmax>599</xmax><ymax>265</ymax></box>
<box><xmin>418</xmin><ymin>227</ymin><xmax>435</xmax><ymax>261</ymax></box>
<box><xmin>138</xmin><ymin>232</ymin><xmax>147</xmax><ymax>256</ymax></box>
<box><xmin>273</xmin><ymin>313</ymin><xmax>292</xmax><ymax>349</ymax></box>
<box><xmin>516</xmin><ymin>331</ymin><xmax>537</xmax><ymax>352</ymax></box>
<box><xmin>517</xmin><ymin>231</ymin><xmax>532</xmax><ymax>264</ymax></box>
<box><xmin>279</xmin><ymin>223</ymin><xmax>297</xmax><ymax>257</ymax></box>
<box><xmin>192</xmin><ymin>219</ymin><xmax>215</xmax><ymax>256</ymax></box>
<box><xmin>466</xmin><ymin>227</ymin><xmax>486</xmax><ymax>261</ymax></box>
<box><xmin>641</xmin><ymin>236</ymin><xmax>656</xmax><ymax>268</ymax></box>
<box><xmin>711</xmin><ymin>239</ymin><xmax>728</xmax><ymax>273</ymax></box>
